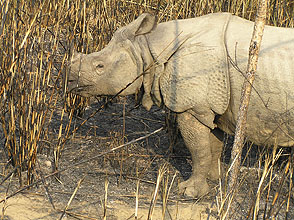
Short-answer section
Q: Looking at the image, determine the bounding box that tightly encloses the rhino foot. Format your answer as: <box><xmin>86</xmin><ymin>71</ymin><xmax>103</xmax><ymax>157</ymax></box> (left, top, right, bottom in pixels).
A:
<box><xmin>207</xmin><ymin>162</ymin><xmax>221</xmax><ymax>181</ymax></box>
<box><xmin>208</xmin><ymin>169</ymin><xmax>220</xmax><ymax>181</ymax></box>
<box><xmin>179</xmin><ymin>177</ymin><xmax>209</xmax><ymax>198</ymax></box>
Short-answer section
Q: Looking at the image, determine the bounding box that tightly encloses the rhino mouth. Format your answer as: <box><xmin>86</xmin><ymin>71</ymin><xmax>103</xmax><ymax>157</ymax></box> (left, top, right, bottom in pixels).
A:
<box><xmin>68</xmin><ymin>84</ymin><xmax>93</xmax><ymax>94</ymax></box>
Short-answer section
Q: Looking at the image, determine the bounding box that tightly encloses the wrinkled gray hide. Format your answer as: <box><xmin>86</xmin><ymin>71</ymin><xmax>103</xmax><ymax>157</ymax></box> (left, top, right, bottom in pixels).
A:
<box><xmin>68</xmin><ymin>13</ymin><xmax>294</xmax><ymax>197</ymax></box>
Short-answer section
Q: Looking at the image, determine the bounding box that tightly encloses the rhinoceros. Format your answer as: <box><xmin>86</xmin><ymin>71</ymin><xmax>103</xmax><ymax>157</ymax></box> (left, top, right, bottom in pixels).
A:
<box><xmin>68</xmin><ymin>13</ymin><xmax>294</xmax><ymax>197</ymax></box>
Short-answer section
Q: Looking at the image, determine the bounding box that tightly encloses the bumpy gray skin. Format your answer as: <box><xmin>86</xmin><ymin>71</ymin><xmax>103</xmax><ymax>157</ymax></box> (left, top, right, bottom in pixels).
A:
<box><xmin>68</xmin><ymin>13</ymin><xmax>294</xmax><ymax>197</ymax></box>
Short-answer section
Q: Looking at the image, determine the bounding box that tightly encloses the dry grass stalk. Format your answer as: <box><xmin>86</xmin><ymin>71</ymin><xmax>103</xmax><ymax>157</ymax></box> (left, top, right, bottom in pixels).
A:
<box><xmin>253</xmin><ymin>157</ymin><xmax>269</xmax><ymax>219</ymax></box>
<box><xmin>135</xmin><ymin>165</ymin><xmax>140</xmax><ymax>219</ymax></box>
<box><xmin>161</xmin><ymin>170</ymin><xmax>177</xmax><ymax>220</ymax></box>
<box><xmin>59</xmin><ymin>175</ymin><xmax>86</xmax><ymax>220</ymax></box>
<box><xmin>103</xmin><ymin>176</ymin><xmax>109</xmax><ymax>220</ymax></box>
<box><xmin>147</xmin><ymin>163</ymin><xmax>168</xmax><ymax>220</ymax></box>
<box><xmin>286</xmin><ymin>152</ymin><xmax>293</xmax><ymax>218</ymax></box>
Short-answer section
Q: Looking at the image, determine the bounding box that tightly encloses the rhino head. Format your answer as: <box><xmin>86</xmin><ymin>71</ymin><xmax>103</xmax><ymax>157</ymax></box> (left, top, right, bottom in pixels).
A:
<box><xmin>67</xmin><ymin>14</ymin><xmax>157</xmax><ymax>98</ymax></box>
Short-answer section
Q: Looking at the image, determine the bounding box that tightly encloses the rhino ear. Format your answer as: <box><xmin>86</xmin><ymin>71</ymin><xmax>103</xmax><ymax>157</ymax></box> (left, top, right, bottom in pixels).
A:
<box><xmin>123</xmin><ymin>13</ymin><xmax>157</xmax><ymax>39</ymax></box>
<box><xmin>134</xmin><ymin>13</ymin><xmax>157</xmax><ymax>35</ymax></box>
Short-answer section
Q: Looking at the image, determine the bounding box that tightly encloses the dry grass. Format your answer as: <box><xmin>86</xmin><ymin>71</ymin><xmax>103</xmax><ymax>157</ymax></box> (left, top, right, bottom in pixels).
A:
<box><xmin>0</xmin><ymin>0</ymin><xmax>293</xmax><ymax>219</ymax></box>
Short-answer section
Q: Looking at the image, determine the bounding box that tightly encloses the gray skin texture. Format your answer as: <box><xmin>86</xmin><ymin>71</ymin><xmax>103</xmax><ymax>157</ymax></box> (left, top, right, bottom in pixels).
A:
<box><xmin>68</xmin><ymin>13</ymin><xmax>294</xmax><ymax>197</ymax></box>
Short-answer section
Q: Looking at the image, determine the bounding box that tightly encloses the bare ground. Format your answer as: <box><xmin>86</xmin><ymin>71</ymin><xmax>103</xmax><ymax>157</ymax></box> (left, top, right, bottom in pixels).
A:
<box><xmin>0</xmin><ymin>96</ymin><xmax>293</xmax><ymax>219</ymax></box>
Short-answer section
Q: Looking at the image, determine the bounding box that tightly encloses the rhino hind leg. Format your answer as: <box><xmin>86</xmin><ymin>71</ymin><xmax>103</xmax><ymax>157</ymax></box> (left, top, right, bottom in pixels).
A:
<box><xmin>177</xmin><ymin>112</ymin><xmax>212</xmax><ymax>197</ymax></box>
<box><xmin>208</xmin><ymin>129</ymin><xmax>223</xmax><ymax>180</ymax></box>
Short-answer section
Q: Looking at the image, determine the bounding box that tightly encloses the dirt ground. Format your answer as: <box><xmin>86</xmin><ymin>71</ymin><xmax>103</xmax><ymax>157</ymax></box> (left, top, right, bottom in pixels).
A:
<box><xmin>0</xmin><ymin>192</ymin><xmax>216</xmax><ymax>219</ymax></box>
<box><xmin>0</xmin><ymin>97</ymin><xmax>293</xmax><ymax>219</ymax></box>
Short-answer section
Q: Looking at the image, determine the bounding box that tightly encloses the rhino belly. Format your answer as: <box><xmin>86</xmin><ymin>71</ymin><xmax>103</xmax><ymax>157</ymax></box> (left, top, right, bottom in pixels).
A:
<box><xmin>216</xmin><ymin>96</ymin><xmax>294</xmax><ymax>147</ymax></box>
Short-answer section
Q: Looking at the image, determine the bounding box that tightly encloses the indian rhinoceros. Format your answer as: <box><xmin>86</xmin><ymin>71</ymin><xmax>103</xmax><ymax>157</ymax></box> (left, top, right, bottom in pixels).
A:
<box><xmin>68</xmin><ymin>12</ymin><xmax>294</xmax><ymax>197</ymax></box>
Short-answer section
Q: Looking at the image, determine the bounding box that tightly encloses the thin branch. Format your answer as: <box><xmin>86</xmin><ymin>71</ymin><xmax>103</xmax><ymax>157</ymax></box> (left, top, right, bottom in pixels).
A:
<box><xmin>224</xmin><ymin>0</ymin><xmax>269</xmax><ymax>218</ymax></box>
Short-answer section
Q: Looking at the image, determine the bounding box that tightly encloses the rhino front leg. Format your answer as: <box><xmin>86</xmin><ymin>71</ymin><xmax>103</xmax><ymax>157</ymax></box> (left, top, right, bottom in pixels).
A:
<box><xmin>177</xmin><ymin>112</ymin><xmax>212</xmax><ymax>197</ymax></box>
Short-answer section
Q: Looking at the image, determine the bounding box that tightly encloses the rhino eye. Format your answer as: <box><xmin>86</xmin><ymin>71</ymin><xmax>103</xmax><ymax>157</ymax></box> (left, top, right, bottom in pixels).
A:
<box><xmin>96</xmin><ymin>64</ymin><xmax>104</xmax><ymax>68</ymax></box>
<box><xmin>94</xmin><ymin>62</ymin><xmax>104</xmax><ymax>75</ymax></box>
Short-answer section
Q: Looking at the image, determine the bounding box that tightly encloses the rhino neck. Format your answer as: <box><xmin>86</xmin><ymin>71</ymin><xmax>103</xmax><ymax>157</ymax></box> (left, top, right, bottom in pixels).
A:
<box><xmin>135</xmin><ymin>35</ymin><xmax>154</xmax><ymax>72</ymax></box>
<box><xmin>134</xmin><ymin>35</ymin><xmax>162</xmax><ymax>110</ymax></box>
<box><xmin>135</xmin><ymin>27</ymin><xmax>194</xmax><ymax>110</ymax></box>
<box><xmin>133</xmin><ymin>30</ymin><xmax>192</xmax><ymax>111</ymax></box>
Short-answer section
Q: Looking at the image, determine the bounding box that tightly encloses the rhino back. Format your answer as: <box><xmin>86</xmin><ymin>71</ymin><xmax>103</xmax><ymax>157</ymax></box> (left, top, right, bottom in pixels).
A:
<box><xmin>147</xmin><ymin>13</ymin><xmax>231</xmax><ymax>63</ymax></box>
<box><xmin>220</xmin><ymin>15</ymin><xmax>294</xmax><ymax>146</ymax></box>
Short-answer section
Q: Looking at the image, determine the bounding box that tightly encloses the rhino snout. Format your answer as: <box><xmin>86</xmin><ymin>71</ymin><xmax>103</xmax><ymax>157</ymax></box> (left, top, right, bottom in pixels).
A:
<box><xmin>67</xmin><ymin>78</ymin><xmax>84</xmax><ymax>92</ymax></box>
<box><xmin>67</xmin><ymin>82</ymin><xmax>94</xmax><ymax>97</ymax></box>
